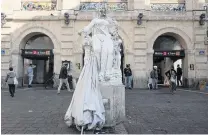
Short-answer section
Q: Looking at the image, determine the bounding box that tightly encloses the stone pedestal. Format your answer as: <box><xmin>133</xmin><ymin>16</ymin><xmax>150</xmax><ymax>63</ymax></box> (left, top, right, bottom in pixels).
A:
<box><xmin>100</xmin><ymin>84</ymin><xmax>125</xmax><ymax>127</ymax></box>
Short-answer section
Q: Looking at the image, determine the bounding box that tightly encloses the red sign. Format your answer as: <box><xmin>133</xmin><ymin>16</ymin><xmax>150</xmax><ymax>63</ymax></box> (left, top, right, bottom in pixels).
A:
<box><xmin>163</xmin><ymin>52</ymin><xmax>167</xmax><ymax>56</ymax></box>
<box><xmin>33</xmin><ymin>51</ymin><xmax>37</xmax><ymax>54</ymax></box>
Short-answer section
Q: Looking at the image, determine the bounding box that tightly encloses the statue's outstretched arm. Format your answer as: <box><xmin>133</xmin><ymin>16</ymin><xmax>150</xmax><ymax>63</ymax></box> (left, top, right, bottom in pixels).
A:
<box><xmin>78</xmin><ymin>19</ymin><xmax>95</xmax><ymax>36</ymax></box>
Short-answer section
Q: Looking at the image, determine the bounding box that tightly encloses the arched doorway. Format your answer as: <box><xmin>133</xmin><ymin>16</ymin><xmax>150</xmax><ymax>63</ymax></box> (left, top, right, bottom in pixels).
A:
<box><xmin>21</xmin><ymin>33</ymin><xmax>54</xmax><ymax>86</ymax></box>
<box><xmin>153</xmin><ymin>34</ymin><xmax>185</xmax><ymax>86</ymax></box>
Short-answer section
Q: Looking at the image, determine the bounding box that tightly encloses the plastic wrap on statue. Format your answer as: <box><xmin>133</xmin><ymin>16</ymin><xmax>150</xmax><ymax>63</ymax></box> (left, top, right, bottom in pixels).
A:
<box><xmin>64</xmin><ymin>5</ymin><xmax>125</xmax><ymax>132</ymax></box>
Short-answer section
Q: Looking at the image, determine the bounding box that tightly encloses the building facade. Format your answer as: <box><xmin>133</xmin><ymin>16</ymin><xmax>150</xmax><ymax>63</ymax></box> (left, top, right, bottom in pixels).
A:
<box><xmin>1</xmin><ymin>0</ymin><xmax>208</xmax><ymax>88</ymax></box>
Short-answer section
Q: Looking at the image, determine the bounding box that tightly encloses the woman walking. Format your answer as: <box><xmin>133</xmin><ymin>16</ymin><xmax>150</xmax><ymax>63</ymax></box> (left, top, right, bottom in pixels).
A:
<box><xmin>165</xmin><ymin>66</ymin><xmax>177</xmax><ymax>94</ymax></box>
<box><xmin>5</xmin><ymin>67</ymin><xmax>16</xmax><ymax>97</ymax></box>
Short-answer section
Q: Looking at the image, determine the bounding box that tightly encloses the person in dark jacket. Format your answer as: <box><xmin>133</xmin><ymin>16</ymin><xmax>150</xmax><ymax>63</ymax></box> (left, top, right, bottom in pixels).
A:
<box><xmin>165</xmin><ymin>66</ymin><xmax>177</xmax><ymax>92</ymax></box>
<box><xmin>5</xmin><ymin>67</ymin><xmax>16</xmax><ymax>97</ymax></box>
<box><xmin>57</xmin><ymin>63</ymin><xmax>72</xmax><ymax>94</ymax></box>
<box><xmin>176</xmin><ymin>64</ymin><xmax>183</xmax><ymax>86</ymax></box>
<box><xmin>124</xmin><ymin>64</ymin><xmax>132</xmax><ymax>89</ymax></box>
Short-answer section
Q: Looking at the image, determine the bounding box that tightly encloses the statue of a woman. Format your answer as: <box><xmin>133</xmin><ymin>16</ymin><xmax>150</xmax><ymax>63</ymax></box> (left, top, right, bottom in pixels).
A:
<box><xmin>64</xmin><ymin>6</ymin><xmax>123</xmax><ymax>132</ymax></box>
<box><xmin>64</xmin><ymin>7</ymin><xmax>114</xmax><ymax>132</ymax></box>
<box><xmin>78</xmin><ymin>7</ymin><xmax>115</xmax><ymax>83</ymax></box>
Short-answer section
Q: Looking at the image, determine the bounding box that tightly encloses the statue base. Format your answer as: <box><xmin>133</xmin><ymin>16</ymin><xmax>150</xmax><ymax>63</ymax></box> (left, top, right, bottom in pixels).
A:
<box><xmin>100</xmin><ymin>84</ymin><xmax>125</xmax><ymax>127</ymax></box>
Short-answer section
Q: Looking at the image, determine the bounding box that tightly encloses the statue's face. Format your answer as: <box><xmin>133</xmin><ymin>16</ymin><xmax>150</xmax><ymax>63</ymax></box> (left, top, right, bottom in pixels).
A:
<box><xmin>99</xmin><ymin>9</ymin><xmax>106</xmax><ymax>18</ymax></box>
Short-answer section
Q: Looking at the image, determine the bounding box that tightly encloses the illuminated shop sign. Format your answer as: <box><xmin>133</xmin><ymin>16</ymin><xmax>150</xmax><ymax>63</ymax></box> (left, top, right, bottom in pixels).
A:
<box><xmin>154</xmin><ymin>50</ymin><xmax>185</xmax><ymax>57</ymax></box>
<box><xmin>21</xmin><ymin>49</ymin><xmax>53</xmax><ymax>56</ymax></box>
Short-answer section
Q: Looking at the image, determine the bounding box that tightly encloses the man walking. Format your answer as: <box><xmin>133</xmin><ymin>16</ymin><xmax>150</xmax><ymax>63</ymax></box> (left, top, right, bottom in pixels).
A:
<box><xmin>150</xmin><ymin>66</ymin><xmax>158</xmax><ymax>90</ymax></box>
<box><xmin>176</xmin><ymin>64</ymin><xmax>183</xmax><ymax>86</ymax></box>
<box><xmin>27</xmin><ymin>64</ymin><xmax>36</xmax><ymax>88</ymax></box>
<box><xmin>124</xmin><ymin>64</ymin><xmax>132</xmax><ymax>89</ymax></box>
<box><xmin>58</xmin><ymin>63</ymin><xmax>72</xmax><ymax>94</ymax></box>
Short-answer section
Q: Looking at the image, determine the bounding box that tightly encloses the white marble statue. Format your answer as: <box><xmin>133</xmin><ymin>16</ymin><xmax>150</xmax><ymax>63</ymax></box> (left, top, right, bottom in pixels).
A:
<box><xmin>64</xmin><ymin>32</ymin><xmax>105</xmax><ymax>131</ymax></box>
<box><xmin>64</xmin><ymin>5</ymin><xmax>123</xmax><ymax>132</ymax></box>
<box><xmin>79</xmin><ymin>7</ymin><xmax>122</xmax><ymax>84</ymax></box>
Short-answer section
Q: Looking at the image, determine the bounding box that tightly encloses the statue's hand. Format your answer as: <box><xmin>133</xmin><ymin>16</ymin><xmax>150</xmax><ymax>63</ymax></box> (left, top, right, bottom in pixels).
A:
<box><xmin>78</xmin><ymin>31</ymin><xmax>82</xmax><ymax>36</ymax></box>
<box><xmin>104</xmin><ymin>76</ymin><xmax>110</xmax><ymax>81</ymax></box>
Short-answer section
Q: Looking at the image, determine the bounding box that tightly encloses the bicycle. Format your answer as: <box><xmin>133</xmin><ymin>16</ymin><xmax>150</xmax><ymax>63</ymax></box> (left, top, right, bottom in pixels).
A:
<box><xmin>189</xmin><ymin>79</ymin><xmax>199</xmax><ymax>90</ymax></box>
<box><xmin>44</xmin><ymin>73</ymin><xmax>59</xmax><ymax>89</ymax></box>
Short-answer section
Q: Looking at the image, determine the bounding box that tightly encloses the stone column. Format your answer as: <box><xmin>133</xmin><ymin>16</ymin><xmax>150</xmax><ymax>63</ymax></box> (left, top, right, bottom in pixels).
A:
<box><xmin>62</xmin><ymin>0</ymin><xmax>80</xmax><ymax>10</ymax></box>
<box><xmin>11</xmin><ymin>49</ymin><xmax>24</xmax><ymax>87</ymax></box>
<box><xmin>184</xmin><ymin>49</ymin><xmax>196</xmax><ymax>87</ymax></box>
<box><xmin>1</xmin><ymin>0</ymin><xmax>21</xmax><ymax>11</ymax></box>
<box><xmin>146</xmin><ymin>49</ymin><xmax>154</xmax><ymax>74</ymax></box>
<box><xmin>134</xmin><ymin>0</ymin><xmax>145</xmax><ymax>10</ymax></box>
<box><xmin>192</xmin><ymin>0</ymin><xmax>205</xmax><ymax>10</ymax></box>
<box><xmin>53</xmin><ymin>49</ymin><xmax>61</xmax><ymax>74</ymax></box>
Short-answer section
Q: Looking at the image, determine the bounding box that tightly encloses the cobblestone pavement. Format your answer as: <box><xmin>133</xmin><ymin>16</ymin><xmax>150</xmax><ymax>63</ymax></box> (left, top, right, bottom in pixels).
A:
<box><xmin>1</xmin><ymin>88</ymin><xmax>208</xmax><ymax>134</ymax></box>
<box><xmin>124</xmin><ymin>88</ymin><xmax>208</xmax><ymax>134</ymax></box>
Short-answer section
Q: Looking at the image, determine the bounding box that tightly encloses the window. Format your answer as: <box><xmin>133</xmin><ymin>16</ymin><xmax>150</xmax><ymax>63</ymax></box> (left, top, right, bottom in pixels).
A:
<box><xmin>21</xmin><ymin>0</ymin><xmax>57</xmax><ymax>11</ymax></box>
<box><xmin>150</xmin><ymin>0</ymin><xmax>185</xmax><ymax>12</ymax></box>
<box><xmin>80</xmin><ymin>0</ymin><xmax>128</xmax><ymax>11</ymax></box>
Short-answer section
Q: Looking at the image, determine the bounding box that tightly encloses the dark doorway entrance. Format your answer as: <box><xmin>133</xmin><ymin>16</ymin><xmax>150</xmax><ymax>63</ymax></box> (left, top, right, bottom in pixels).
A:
<box><xmin>153</xmin><ymin>35</ymin><xmax>185</xmax><ymax>85</ymax></box>
<box><xmin>21</xmin><ymin>34</ymin><xmax>54</xmax><ymax>86</ymax></box>
<box><xmin>22</xmin><ymin>49</ymin><xmax>54</xmax><ymax>85</ymax></box>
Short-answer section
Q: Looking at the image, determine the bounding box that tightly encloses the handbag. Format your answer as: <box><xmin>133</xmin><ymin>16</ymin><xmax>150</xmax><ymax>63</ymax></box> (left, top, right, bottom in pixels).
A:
<box><xmin>164</xmin><ymin>76</ymin><xmax>170</xmax><ymax>86</ymax></box>
<box><xmin>14</xmin><ymin>77</ymin><xmax>18</xmax><ymax>85</ymax></box>
<box><xmin>170</xmin><ymin>76</ymin><xmax>175</xmax><ymax>83</ymax></box>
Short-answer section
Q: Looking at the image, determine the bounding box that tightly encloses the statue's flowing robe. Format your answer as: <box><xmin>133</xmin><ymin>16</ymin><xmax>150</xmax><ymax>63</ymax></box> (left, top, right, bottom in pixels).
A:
<box><xmin>64</xmin><ymin>54</ymin><xmax>105</xmax><ymax>130</ymax></box>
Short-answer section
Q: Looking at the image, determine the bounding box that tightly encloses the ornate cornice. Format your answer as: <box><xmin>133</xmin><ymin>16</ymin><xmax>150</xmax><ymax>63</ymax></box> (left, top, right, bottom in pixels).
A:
<box><xmin>6</xmin><ymin>10</ymin><xmax>202</xmax><ymax>21</ymax></box>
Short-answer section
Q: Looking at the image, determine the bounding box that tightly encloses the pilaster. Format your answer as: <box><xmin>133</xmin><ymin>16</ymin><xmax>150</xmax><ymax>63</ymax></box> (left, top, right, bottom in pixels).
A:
<box><xmin>134</xmin><ymin>0</ymin><xmax>145</xmax><ymax>10</ymax></box>
<box><xmin>62</xmin><ymin>0</ymin><xmax>80</xmax><ymax>10</ymax></box>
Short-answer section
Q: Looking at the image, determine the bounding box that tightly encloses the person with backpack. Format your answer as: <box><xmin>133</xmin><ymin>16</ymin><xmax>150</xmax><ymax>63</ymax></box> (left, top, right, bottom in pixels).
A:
<box><xmin>150</xmin><ymin>66</ymin><xmax>158</xmax><ymax>90</ymax></box>
<box><xmin>124</xmin><ymin>64</ymin><xmax>132</xmax><ymax>89</ymax></box>
<box><xmin>165</xmin><ymin>66</ymin><xmax>177</xmax><ymax>93</ymax></box>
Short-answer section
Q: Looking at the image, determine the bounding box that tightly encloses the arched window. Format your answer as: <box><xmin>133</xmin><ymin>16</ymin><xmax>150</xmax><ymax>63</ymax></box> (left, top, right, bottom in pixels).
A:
<box><xmin>21</xmin><ymin>0</ymin><xmax>57</xmax><ymax>11</ymax></box>
<box><xmin>80</xmin><ymin>0</ymin><xmax>128</xmax><ymax>11</ymax></box>
<box><xmin>150</xmin><ymin>0</ymin><xmax>185</xmax><ymax>12</ymax></box>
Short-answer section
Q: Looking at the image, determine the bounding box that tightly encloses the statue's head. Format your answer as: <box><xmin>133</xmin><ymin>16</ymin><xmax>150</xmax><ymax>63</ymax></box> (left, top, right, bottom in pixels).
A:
<box><xmin>99</xmin><ymin>6</ymin><xmax>107</xmax><ymax>18</ymax></box>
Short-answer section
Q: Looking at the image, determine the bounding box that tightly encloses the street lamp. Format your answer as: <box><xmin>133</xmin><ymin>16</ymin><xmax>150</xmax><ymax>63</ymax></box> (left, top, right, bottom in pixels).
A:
<box><xmin>199</xmin><ymin>13</ymin><xmax>206</xmax><ymax>25</ymax></box>
<box><xmin>64</xmin><ymin>12</ymin><xmax>70</xmax><ymax>25</ymax></box>
<box><xmin>1</xmin><ymin>12</ymin><xmax>6</xmax><ymax>27</ymax></box>
<box><xmin>137</xmin><ymin>13</ymin><xmax>143</xmax><ymax>25</ymax></box>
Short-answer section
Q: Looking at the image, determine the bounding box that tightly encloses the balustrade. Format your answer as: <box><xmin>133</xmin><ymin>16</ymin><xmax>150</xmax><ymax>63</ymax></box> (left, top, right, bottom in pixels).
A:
<box><xmin>21</xmin><ymin>0</ymin><xmax>57</xmax><ymax>11</ymax></box>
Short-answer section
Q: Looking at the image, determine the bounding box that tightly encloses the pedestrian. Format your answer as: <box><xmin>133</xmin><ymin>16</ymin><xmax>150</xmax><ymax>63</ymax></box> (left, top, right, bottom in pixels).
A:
<box><xmin>27</xmin><ymin>64</ymin><xmax>36</xmax><ymax>88</ymax></box>
<box><xmin>124</xmin><ymin>64</ymin><xmax>132</xmax><ymax>89</ymax></box>
<box><xmin>58</xmin><ymin>63</ymin><xmax>72</xmax><ymax>94</ymax></box>
<box><xmin>5</xmin><ymin>67</ymin><xmax>17</xmax><ymax>97</ymax></box>
<box><xmin>150</xmin><ymin>66</ymin><xmax>158</xmax><ymax>90</ymax></box>
<box><xmin>176</xmin><ymin>64</ymin><xmax>183</xmax><ymax>86</ymax></box>
<box><xmin>165</xmin><ymin>66</ymin><xmax>177</xmax><ymax>92</ymax></box>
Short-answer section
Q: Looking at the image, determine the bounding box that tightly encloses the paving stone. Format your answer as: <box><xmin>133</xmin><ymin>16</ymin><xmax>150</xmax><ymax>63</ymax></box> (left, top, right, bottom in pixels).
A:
<box><xmin>2</xmin><ymin>88</ymin><xmax>208</xmax><ymax>134</ymax></box>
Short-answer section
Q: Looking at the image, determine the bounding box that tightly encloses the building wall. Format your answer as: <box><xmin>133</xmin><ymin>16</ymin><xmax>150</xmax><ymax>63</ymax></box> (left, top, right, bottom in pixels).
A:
<box><xmin>1</xmin><ymin>0</ymin><xmax>208</xmax><ymax>88</ymax></box>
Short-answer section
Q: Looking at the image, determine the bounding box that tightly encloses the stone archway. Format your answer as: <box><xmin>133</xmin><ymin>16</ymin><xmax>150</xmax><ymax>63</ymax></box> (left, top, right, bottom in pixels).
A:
<box><xmin>148</xmin><ymin>27</ymin><xmax>192</xmax><ymax>50</ymax></box>
<box><xmin>147</xmin><ymin>27</ymin><xmax>194</xmax><ymax>87</ymax></box>
<box><xmin>11</xmin><ymin>24</ymin><xmax>61</xmax><ymax>86</ymax></box>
